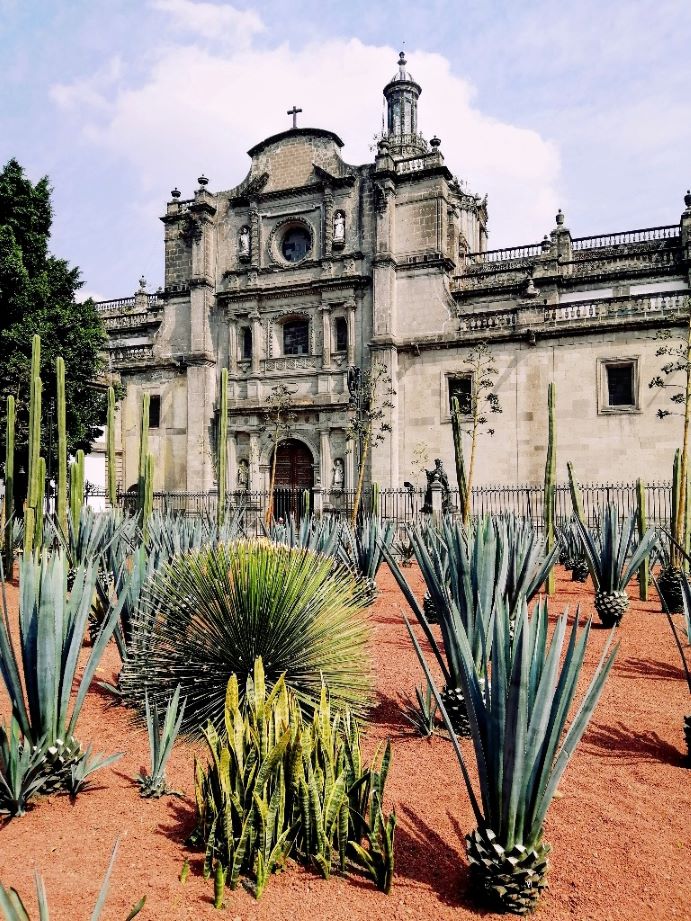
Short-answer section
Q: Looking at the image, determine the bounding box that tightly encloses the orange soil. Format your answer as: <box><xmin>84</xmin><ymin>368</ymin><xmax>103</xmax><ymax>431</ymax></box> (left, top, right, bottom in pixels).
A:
<box><xmin>0</xmin><ymin>566</ymin><xmax>689</xmax><ymax>920</ymax></box>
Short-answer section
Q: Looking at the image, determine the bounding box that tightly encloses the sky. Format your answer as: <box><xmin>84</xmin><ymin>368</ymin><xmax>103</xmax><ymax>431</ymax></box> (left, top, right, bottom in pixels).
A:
<box><xmin>1</xmin><ymin>0</ymin><xmax>689</xmax><ymax>301</ymax></box>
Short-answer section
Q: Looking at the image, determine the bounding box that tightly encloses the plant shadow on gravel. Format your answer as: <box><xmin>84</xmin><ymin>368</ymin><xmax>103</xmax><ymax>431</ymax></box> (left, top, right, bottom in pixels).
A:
<box><xmin>392</xmin><ymin>804</ymin><xmax>470</xmax><ymax>908</ymax></box>
<box><xmin>584</xmin><ymin>721</ymin><xmax>687</xmax><ymax>767</ymax></box>
<box><xmin>616</xmin><ymin>656</ymin><xmax>688</xmax><ymax>682</ymax></box>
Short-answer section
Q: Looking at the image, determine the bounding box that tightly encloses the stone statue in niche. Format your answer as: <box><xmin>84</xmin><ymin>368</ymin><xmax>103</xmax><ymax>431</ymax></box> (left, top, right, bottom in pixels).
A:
<box><xmin>237</xmin><ymin>458</ymin><xmax>249</xmax><ymax>490</ymax></box>
<box><xmin>331</xmin><ymin>457</ymin><xmax>345</xmax><ymax>491</ymax></box>
<box><xmin>333</xmin><ymin>211</ymin><xmax>345</xmax><ymax>244</ymax></box>
<box><xmin>422</xmin><ymin>458</ymin><xmax>450</xmax><ymax>513</ymax></box>
<box><xmin>239</xmin><ymin>226</ymin><xmax>251</xmax><ymax>259</ymax></box>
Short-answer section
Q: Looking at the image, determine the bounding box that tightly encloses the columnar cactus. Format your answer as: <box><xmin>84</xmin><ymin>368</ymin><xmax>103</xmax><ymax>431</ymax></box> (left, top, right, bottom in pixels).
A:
<box><xmin>2</xmin><ymin>395</ymin><xmax>15</xmax><ymax>571</ymax></box>
<box><xmin>56</xmin><ymin>356</ymin><xmax>68</xmax><ymax>535</ymax></box>
<box><xmin>217</xmin><ymin>369</ymin><xmax>228</xmax><ymax>527</ymax></box>
<box><xmin>107</xmin><ymin>385</ymin><xmax>117</xmax><ymax>508</ymax></box>
<box><xmin>70</xmin><ymin>449</ymin><xmax>85</xmax><ymax>535</ymax></box>
<box><xmin>450</xmin><ymin>395</ymin><xmax>468</xmax><ymax>521</ymax></box>
<box><xmin>543</xmin><ymin>383</ymin><xmax>556</xmax><ymax>595</ymax></box>
<box><xmin>143</xmin><ymin>453</ymin><xmax>154</xmax><ymax>540</ymax></box>
<box><xmin>567</xmin><ymin>461</ymin><xmax>585</xmax><ymax>524</ymax></box>
<box><xmin>138</xmin><ymin>393</ymin><xmax>150</xmax><ymax>517</ymax></box>
<box><xmin>636</xmin><ymin>478</ymin><xmax>649</xmax><ymax>601</ymax></box>
<box><xmin>24</xmin><ymin>335</ymin><xmax>42</xmax><ymax>555</ymax></box>
<box><xmin>370</xmin><ymin>481</ymin><xmax>381</xmax><ymax>517</ymax></box>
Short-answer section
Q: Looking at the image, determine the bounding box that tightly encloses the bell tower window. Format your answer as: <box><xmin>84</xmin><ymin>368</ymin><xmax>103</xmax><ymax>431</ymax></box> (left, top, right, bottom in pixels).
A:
<box><xmin>283</xmin><ymin>320</ymin><xmax>309</xmax><ymax>356</ymax></box>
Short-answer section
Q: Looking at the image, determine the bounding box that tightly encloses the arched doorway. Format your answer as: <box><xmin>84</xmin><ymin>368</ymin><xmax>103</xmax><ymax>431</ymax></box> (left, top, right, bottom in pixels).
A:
<box><xmin>271</xmin><ymin>438</ymin><xmax>314</xmax><ymax>520</ymax></box>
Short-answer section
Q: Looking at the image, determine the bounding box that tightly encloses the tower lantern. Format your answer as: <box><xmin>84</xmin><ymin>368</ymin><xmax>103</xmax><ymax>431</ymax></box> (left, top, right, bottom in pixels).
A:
<box><xmin>382</xmin><ymin>51</ymin><xmax>426</xmax><ymax>156</ymax></box>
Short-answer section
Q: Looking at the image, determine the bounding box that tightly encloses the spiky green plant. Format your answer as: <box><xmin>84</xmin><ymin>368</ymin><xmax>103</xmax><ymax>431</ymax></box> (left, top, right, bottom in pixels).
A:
<box><xmin>69</xmin><ymin>450</ymin><xmax>85</xmax><ymax>537</ymax></box>
<box><xmin>189</xmin><ymin>659</ymin><xmax>393</xmax><ymax>899</ymax></box>
<box><xmin>0</xmin><ymin>839</ymin><xmax>145</xmax><ymax>920</ymax></box>
<box><xmin>0</xmin><ymin>552</ymin><xmax>129</xmax><ymax>790</ymax></box>
<box><xmin>217</xmin><ymin>368</ymin><xmax>228</xmax><ymax>528</ymax></box>
<box><xmin>400</xmin><ymin>683</ymin><xmax>438</xmax><ymax>738</ymax></box>
<box><xmin>576</xmin><ymin>504</ymin><xmax>658</xmax><ymax>627</ymax></box>
<box><xmin>122</xmin><ymin>541</ymin><xmax>372</xmax><ymax>736</ymax></box>
<box><xmin>543</xmin><ymin>383</ymin><xmax>557</xmax><ymax>595</ymax></box>
<box><xmin>496</xmin><ymin>514</ymin><xmax>559</xmax><ymax>611</ymax></box>
<box><xmin>106</xmin><ymin>385</ymin><xmax>117</xmax><ymax>508</ymax></box>
<box><xmin>138</xmin><ymin>685</ymin><xmax>185</xmax><ymax>798</ymax></box>
<box><xmin>403</xmin><ymin>597</ymin><xmax>618</xmax><ymax>915</ymax></box>
<box><xmin>0</xmin><ymin>720</ymin><xmax>49</xmax><ymax>818</ymax></box>
<box><xmin>338</xmin><ymin>516</ymin><xmax>395</xmax><ymax>602</ymax></box>
<box><xmin>2</xmin><ymin>396</ymin><xmax>15</xmax><ymax>574</ymax></box>
<box><xmin>265</xmin><ymin>512</ymin><xmax>343</xmax><ymax>558</ymax></box>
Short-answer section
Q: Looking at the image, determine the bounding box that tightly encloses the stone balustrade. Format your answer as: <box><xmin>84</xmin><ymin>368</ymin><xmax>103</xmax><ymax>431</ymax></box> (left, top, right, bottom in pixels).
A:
<box><xmin>543</xmin><ymin>292</ymin><xmax>689</xmax><ymax>325</ymax></box>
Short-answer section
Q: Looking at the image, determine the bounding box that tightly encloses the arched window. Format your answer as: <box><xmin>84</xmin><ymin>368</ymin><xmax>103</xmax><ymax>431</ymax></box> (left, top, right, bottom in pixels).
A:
<box><xmin>334</xmin><ymin>316</ymin><xmax>347</xmax><ymax>353</ymax></box>
<box><xmin>283</xmin><ymin>320</ymin><xmax>309</xmax><ymax>356</ymax></box>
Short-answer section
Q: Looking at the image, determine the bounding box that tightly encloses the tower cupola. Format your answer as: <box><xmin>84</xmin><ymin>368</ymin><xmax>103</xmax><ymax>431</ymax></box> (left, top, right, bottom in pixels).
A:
<box><xmin>382</xmin><ymin>51</ymin><xmax>426</xmax><ymax>157</ymax></box>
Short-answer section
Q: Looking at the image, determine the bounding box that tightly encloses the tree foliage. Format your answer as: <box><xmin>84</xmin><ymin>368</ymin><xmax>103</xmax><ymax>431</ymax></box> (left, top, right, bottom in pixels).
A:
<box><xmin>0</xmin><ymin>158</ymin><xmax>107</xmax><ymax>486</ymax></box>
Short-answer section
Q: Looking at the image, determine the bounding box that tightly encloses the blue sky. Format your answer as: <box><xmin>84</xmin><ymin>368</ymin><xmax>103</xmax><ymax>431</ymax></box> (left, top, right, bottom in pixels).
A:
<box><xmin>1</xmin><ymin>0</ymin><xmax>689</xmax><ymax>300</ymax></box>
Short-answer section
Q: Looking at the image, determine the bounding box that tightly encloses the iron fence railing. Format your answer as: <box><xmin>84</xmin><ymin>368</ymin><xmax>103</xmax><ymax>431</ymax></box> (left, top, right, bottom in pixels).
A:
<box><xmin>84</xmin><ymin>481</ymin><xmax>674</xmax><ymax>535</ymax></box>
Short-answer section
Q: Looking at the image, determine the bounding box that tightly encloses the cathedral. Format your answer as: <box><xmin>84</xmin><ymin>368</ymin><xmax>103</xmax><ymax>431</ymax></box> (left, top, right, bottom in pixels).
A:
<box><xmin>97</xmin><ymin>52</ymin><xmax>691</xmax><ymax>502</ymax></box>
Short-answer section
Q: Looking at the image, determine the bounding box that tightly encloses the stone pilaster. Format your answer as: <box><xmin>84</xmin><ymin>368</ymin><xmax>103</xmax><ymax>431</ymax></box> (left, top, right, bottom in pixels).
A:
<box><xmin>250</xmin><ymin>311</ymin><xmax>261</xmax><ymax>374</ymax></box>
<box><xmin>227</xmin><ymin>431</ymin><xmax>237</xmax><ymax>494</ymax></box>
<box><xmin>249</xmin><ymin>432</ymin><xmax>260</xmax><ymax>491</ymax></box>
<box><xmin>249</xmin><ymin>203</ymin><xmax>260</xmax><ymax>270</ymax></box>
<box><xmin>323</xmin><ymin>187</ymin><xmax>334</xmax><ymax>257</ymax></box>
<box><xmin>321</xmin><ymin>303</ymin><xmax>332</xmax><ymax>369</ymax></box>
<box><xmin>346</xmin><ymin>300</ymin><xmax>356</xmax><ymax>366</ymax></box>
<box><xmin>228</xmin><ymin>319</ymin><xmax>238</xmax><ymax>373</ymax></box>
<box><xmin>319</xmin><ymin>428</ymin><xmax>332</xmax><ymax>488</ymax></box>
<box><xmin>345</xmin><ymin>437</ymin><xmax>356</xmax><ymax>492</ymax></box>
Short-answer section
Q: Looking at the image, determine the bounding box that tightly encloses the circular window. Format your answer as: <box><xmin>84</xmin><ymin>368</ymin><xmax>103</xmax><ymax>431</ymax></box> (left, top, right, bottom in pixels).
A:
<box><xmin>281</xmin><ymin>226</ymin><xmax>312</xmax><ymax>263</ymax></box>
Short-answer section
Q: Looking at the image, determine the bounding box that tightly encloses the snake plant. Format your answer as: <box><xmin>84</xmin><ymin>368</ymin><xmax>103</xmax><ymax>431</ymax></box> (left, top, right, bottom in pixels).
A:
<box><xmin>403</xmin><ymin>597</ymin><xmax>617</xmax><ymax>914</ymax></box>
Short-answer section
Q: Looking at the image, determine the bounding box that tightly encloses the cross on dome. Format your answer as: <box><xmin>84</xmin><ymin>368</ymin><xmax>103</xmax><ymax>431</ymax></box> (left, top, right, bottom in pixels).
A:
<box><xmin>287</xmin><ymin>105</ymin><xmax>303</xmax><ymax>129</ymax></box>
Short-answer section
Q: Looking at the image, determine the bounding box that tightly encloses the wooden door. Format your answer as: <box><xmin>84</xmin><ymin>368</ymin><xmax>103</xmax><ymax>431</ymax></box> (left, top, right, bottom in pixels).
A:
<box><xmin>272</xmin><ymin>439</ymin><xmax>314</xmax><ymax>520</ymax></box>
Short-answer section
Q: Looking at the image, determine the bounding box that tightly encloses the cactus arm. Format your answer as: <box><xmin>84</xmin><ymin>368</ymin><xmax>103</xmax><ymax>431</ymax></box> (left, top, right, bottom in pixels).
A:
<box><xmin>106</xmin><ymin>385</ymin><xmax>117</xmax><ymax>508</ymax></box>
<box><xmin>566</xmin><ymin>461</ymin><xmax>585</xmax><ymax>525</ymax></box>
<box><xmin>56</xmin><ymin>356</ymin><xmax>67</xmax><ymax>534</ymax></box>
<box><xmin>2</xmin><ymin>396</ymin><xmax>15</xmax><ymax>572</ymax></box>
<box><xmin>543</xmin><ymin>384</ymin><xmax>556</xmax><ymax>595</ymax></box>
<box><xmin>636</xmin><ymin>478</ymin><xmax>649</xmax><ymax>601</ymax></box>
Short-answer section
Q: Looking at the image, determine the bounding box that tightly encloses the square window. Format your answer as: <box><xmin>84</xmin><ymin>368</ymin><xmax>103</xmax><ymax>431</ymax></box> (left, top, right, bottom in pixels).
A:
<box><xmin>606</xmin><ymin>363</ymin><xmax>635</xmax><ymax>406</ymax></box>
<box><xmin>599</xmin><ymin>358</ymin><xmax>639</xmax><ymax>413</ymax></box>
<box><xmin>149</xmin><ymin>395</ymin><xmax>161</xmax><ymax>429</ymax></box>
<box><xmin>448</xmin><ymin>376</ymin><xmax>473</xmax><ymax>416</ymax></box>
<box><xmin>283</xmin><ymin>320</ymin><xmax>309</xmax><ymax>356</ymax></box>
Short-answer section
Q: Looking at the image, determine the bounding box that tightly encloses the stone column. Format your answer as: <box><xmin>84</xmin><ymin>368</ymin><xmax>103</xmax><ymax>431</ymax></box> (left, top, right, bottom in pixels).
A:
<box><xmin>250</xmin><ymin>311</ymin><xmax>261</xmax><ymax>375</ymax></box>
<box><xmin>345</xmin><ymin>436</ymin><xmax>356</xmax><ymax>492</ymax></box>
<box><xmin>249</xmin><ymin>203</ymin><xmax>260</xmax><ymax>270</ymax></box>
<box><xmin>346</xmin><ymin>300</ymin><xmax>356</xmax><ymax>366</ymax></box>
<box><xmin>319</xmin><ymin>428</ymin><xmax>332</xmax><ymax>489</ymax></box>
<box><xmin>228</xmin><ymin>431</ymin><xmax>237</xmax><ymax>496</ymax></box>
<box><xmin>321</xmin><ymin>303</ymin><xmax>332</xmax><ymax>369</ymax></box>
<box><xmin>249</xmin><ymin>432</ymin><xmax>260</xmax><ymax>492</ymax></box>
<box><xmin>228</xmin><ymin>318</ymin><xmax>238</xmax><ymax>373</ymax></box>
<box><xmin>323</xmin><ymin>188</ymin><xmax>334</xmax><ymax>257</ymax></box>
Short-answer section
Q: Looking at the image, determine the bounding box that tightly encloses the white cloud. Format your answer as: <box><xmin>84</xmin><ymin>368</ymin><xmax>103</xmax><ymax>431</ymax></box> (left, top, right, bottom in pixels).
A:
<box><xmin>50</xmin><ymin>20</ymin><xmax>561</xmax><ymax>248</ymax></box>
<box><xmin>151</xmin><ymin>0</ymin><xmax>264</xmax><ymax>46</ymax></box>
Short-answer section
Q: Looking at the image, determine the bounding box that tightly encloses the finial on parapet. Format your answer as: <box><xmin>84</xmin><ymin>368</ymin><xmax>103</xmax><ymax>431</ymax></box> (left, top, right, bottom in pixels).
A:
<box><xmin>556</xmin><ymin>208</ymin><xmax>565</xmax><ymax>226</ymax></box>
<box><xmin>138</xmin><ymin>276</ymin><xmax>147</xmax><ymax>292</ymax></box>
<box><xmin>684</xmin><ymin>189</ymin><xmax>691</xmax><ymax>211</ymax></box>
<box><xmin>170</xmin><ymin>187</ymin><xmax>181</xmax><ymax>199</ymax></box>
<box><xmin>197</xmin><ymin>174</ymin><xmax>209</xmax><ymax>190</ymax></box>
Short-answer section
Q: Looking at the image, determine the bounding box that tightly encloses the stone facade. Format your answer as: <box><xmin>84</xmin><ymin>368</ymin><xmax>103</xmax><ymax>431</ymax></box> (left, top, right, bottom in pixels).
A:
<box><xmin>98</xmin><ymin>53</ymin><xmax>691</xmax><ymax>496</ymax></box>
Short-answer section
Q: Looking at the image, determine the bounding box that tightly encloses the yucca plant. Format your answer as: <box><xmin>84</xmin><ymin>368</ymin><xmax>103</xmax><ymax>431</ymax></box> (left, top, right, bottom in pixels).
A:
<box><xmin>338</xmin><ymin>516</ymin><xmax>395</xmax><ymax>603</ymax></box>
<box><xmin>0</xmin><ymin>552</ymin><xmax>129</xmax><ymax>791</ymax></box>
<box><xmin>403</xmin><ymin>597</ymin><xmax>618</xmax><ymax>914</ymax></box>
<box><xmin>0</xmin><ymin>839</ymin><xmax>145</xmax><ymax>920</ymax></box>
<box><xmin>122</xmin><ymin>541</ymin><xmax>372</xmax><ymax>737</ymax></box>
<box><xmin>0</xmin><ymin>720</ymin><xmax>49</xmax><ymax>818</ymax></box>
<box><xmin>576</xmin><ymin>504</ymin><xmax>658</xmax><ymax>626</ymax></box>
<box><xmin>138</xmin><ymin>685</ymin><xmax>185</xmax><ymax>797</ymax></box>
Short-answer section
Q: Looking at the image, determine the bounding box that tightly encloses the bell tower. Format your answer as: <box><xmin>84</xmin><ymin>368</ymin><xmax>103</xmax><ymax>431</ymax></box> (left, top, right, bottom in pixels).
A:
<box><xmin>382</xmin><ymin>51</ymin><xmax>426</xmax><ymax>157</ymax></box>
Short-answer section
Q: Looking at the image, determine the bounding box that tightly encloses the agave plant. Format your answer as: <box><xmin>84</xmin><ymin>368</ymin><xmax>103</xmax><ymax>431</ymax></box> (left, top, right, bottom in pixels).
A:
<box><xmin>403</xmin><ymin>597</ymin><xmax>618</xmax><ymax>915</ymax></box>
<box><xmin>338</xmin><ymin>516</ymin><xmax>395</xmax><ymax>602</ymax></box>
<box><xmin>557</xmin><ymin>519</ymin><xmax>589</xmax><ymax>582</ymax></box>
<box><xmin>576</xmin><ymin>504</ymin><xmax>658</xmax><ymax>626</ymax></box>
<box><xmin>496</xmin><ymin>514</ymin><xmax>560</xmax><ymax>612</ymax></box>
<box><xmin>399</xmin><ymin>683</ymin><xmax>438</xmax><ymax>738</ymax></box>
<box><xmin>384</xmin><ymin>518</ymin><xmax>505</xmax><ymax>734</ymax></box>
<box><xmin>121</xmin><ymin>541</ymin><xmax>372</xmax><ymax>736</ymax></box>
<box><xmin>67</xmin><ymin>745</ymin><xmax>123</xmax><ymax>798</ymax></box>
<box><xmin>0</xmin><ymin>720</ymin><xmax>49</xmax><ymax>818</ymax></box>
<box><xmin>138</xmin><ymin>685</ymin><xmax>185</xmax><ymax>797</ymax></box>
<box><xmin>265</xmin><ymin>513</ymin><xmax>343</xmax><ymax>557</ymax></box>
<box><xmin>0</xmin><ymin>839</ymin><xmax>145</xmax><ymax>920</ymax></box>
<box><xmin>0</xmin><ymin>552</ymin><xmax>129</xmax><ymax>790</ymax></box>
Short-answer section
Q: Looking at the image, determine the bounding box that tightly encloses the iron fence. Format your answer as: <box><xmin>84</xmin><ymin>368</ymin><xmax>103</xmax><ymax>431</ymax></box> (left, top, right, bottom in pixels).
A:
<box><xmin>84</xmin><ymin>480</ymin><xmax>673</xmax><ymax>534</ymax></box>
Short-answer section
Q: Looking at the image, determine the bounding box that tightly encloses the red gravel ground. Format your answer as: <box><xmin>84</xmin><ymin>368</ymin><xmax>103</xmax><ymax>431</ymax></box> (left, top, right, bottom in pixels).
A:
<box><xmin>0</xmin><ymin>566</ymin><xmax>689</xmax><ymax>920</ymax></box>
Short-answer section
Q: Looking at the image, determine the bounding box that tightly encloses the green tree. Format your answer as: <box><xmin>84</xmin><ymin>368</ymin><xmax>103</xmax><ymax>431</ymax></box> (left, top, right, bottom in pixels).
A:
<box><xmin>0</xmin><ymin>158</ymin><xmax>107</xmax><ymax>505</ymax></box>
